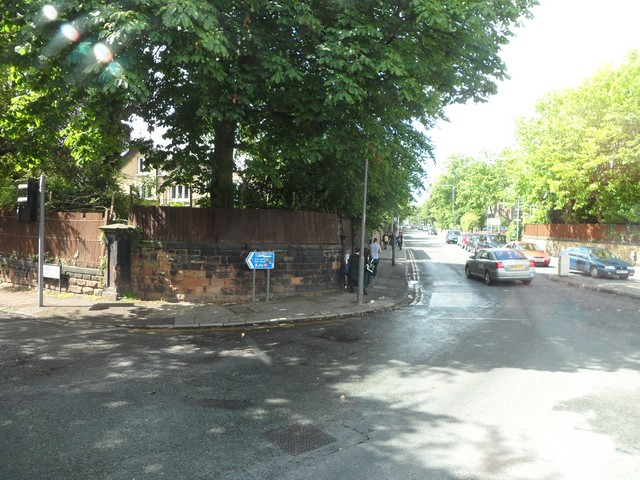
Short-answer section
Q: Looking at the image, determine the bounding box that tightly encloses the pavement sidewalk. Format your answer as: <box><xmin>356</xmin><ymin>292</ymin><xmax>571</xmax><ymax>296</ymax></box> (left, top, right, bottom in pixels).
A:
<box><xmin>0</xmin><ymin>246</ymin><xmax>410</xmax><ymax>329</ymax></box>
<box><xmin>546</xmin><ymin>269</ymin><xmax>640</xmax><ymax>300</ymax></box>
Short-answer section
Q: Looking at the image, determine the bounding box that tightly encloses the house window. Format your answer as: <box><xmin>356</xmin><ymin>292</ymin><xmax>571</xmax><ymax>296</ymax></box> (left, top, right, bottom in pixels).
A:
<box><xmin>137</xmin><ymin>156</ymin><xmax>150</xmax><ymax>174</ymax></box>
<box><xmin>137</xmin><ymin>182</ymin><xmax>155</xmax><ymax>200</ymax></box>
<box><xmin>171</xmin><ymin>185</ymin><xmax>190</xmax><ymax>202</ymax></box>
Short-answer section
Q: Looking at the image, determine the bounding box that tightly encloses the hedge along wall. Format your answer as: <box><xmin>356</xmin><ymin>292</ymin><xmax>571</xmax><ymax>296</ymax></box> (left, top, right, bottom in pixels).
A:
<box><xmin>128</xmin><ymin>206</ymin><xmax>352</xmax><ymax>303</ymax></box>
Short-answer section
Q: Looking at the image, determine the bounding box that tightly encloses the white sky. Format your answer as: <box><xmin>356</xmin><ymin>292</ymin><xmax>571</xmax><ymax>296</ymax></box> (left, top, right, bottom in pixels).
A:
<box><xmin>425</xmin><ymin>0</ymin><xmax>640</xmax><ymax>184</ymax></box>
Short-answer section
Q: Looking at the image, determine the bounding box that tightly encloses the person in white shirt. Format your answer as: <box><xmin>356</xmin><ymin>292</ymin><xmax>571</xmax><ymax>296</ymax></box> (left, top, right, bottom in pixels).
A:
<box><xmin>369</xmin><ymin>237</ymin><xmax>381</xmax><ymax>276</ymax></box>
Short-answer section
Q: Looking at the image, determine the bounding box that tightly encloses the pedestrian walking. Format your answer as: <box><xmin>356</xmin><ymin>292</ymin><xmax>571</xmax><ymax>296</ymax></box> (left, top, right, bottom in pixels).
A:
<box><xmin>363</xmin><ymin>246</ymin><xmax>372</xmax><ymax>294</ymax></box>
<box><xmin>369</xmin><ymin>237</ymin><xmax>381</xmax><ymax>276</ymax></box>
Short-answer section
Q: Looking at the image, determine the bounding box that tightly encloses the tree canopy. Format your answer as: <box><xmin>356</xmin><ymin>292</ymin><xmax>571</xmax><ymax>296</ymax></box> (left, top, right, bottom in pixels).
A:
<box><xmin>1</xmin><ymin>0</ymin><xmax>537</xmax><ymax>222</ymax></box>
<box><xmin>420</xmin><ymin>50</ymin><xmax>640</xmax><ymax>229</ymax></box>
<box><xmin>0</xmin><ymin>1</ymin><xmax>130</xmax><ymax>211</ymax></box>
<box><xmin>516</xmin><ymin>50</ymin><xmax>640</xmax><ymax>223</ymax></box>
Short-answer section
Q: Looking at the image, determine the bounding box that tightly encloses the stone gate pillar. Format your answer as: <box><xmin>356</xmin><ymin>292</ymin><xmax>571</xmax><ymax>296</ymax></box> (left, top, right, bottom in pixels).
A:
<box><xmin>99</xmin><ymin>224</ymin><xmax>137</xmax><ymax>300</ymax></box>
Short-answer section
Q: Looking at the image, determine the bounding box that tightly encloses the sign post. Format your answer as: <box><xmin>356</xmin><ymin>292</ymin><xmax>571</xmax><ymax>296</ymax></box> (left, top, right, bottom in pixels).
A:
<box><xmin>245</xmin><ymin>251</ymin><xmax>275</xmax><ymax>303</ymax></box>
<box><xmin>43</xmin><ymin>263</ymin><xmax>62</xmax><ymax>292</ymax></box>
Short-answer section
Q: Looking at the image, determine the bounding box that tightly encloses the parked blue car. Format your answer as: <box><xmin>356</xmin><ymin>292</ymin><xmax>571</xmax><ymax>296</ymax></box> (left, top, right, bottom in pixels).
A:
<box><xmin>560</xmin><ymin>246</ymin><xmax>635</xmax><ymax>279</ymax></box>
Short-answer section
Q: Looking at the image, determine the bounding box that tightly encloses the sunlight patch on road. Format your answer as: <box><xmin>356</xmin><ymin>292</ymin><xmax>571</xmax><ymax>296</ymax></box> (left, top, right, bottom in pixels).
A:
<box><xmin>429</xmin><ymin>292</ymin><xmax>493</xmax><ymax>309</ymax></box>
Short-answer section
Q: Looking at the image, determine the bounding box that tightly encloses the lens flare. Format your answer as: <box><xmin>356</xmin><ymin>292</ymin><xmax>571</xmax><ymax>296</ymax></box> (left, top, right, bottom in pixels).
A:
<box><xmin>61</xmin><ymin>24</ymin><xmax>80</xmax><ymax>42</ymax></box>
<box><xmin>42</xmin><ymin>5</ymin><xmax>58</xmax><ymax>21</ymax></box>
<box><xmin>93</xmin><ymin>43</ymin><xmax>113</xmax><ymax>63</ymax></box>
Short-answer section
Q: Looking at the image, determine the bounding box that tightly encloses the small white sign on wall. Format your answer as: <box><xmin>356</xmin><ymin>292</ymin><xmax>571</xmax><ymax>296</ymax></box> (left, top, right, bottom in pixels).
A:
<box><xmin>43</xmin><ymin>263</ymin><xmax>61</xmax><ymax>280</ymax></box>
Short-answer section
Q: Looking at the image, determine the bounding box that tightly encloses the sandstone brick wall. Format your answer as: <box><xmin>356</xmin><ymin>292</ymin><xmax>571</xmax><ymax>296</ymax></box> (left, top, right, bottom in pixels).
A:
<box><xmin>0</xmin><ymin>257</ymin><xmax>103</xmax><ymax>296</ymax></box>
<box><xmin>131</xmin><ymin>241</ymin><xmax>343</xmax><ymax>303</ymax></box>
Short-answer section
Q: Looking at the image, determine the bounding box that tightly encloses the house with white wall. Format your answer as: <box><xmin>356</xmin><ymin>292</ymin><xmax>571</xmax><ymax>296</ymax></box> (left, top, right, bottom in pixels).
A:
<box><xmin>119</xmin><ymin>150</ymin><xmax>194</xmax><ymax>206</ymax></box>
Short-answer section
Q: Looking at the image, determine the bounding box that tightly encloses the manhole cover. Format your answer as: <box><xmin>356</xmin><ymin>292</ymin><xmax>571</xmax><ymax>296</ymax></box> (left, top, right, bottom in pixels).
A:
<box><xmin>264</xmin><ymin>424</ymin><xmax>336</xmax><ymax>455</ymax></box>
<box><xmin>318</xmin><ymin>328</ymin><xmax>361</xmax><ymax>343</ymax></box>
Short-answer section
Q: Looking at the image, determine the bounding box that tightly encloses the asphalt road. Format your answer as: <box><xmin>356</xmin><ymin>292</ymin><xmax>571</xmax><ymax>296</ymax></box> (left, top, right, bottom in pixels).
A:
<box><xmin>1</xmin><ymin>231</ymin><xmax>639</xmax><ymax>479</ymax></box>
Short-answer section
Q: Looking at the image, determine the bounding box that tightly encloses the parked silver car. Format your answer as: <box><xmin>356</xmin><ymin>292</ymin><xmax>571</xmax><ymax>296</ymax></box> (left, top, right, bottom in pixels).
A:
<box><xmin>465</xmin><ymin>248</ymin><xmax>535</xmax><ymax>285</ymax></box>
<box><xmin>445</xmin><ymin>229</ymin><xmax>461</xmax><ymax>244</ymax></box>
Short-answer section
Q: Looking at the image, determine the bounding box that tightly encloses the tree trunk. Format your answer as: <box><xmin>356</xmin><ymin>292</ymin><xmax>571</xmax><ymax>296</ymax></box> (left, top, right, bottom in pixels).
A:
<box><xmin>210</xmin><ymin>120</ymin><xmax>237</xmax><ymax>208</ymax></box>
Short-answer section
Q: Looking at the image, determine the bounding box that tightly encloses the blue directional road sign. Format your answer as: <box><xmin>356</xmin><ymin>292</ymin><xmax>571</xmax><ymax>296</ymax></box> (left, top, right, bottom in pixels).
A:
<box><xmin>245</xmin><ymin>251</ymin><xmax>275</xmax><ymax>270</ymax></box>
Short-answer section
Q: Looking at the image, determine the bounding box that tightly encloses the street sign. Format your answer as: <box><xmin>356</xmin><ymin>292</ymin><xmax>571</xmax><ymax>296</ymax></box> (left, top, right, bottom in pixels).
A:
<box><xmin>245</xmin><ymin>251</ymin><xmax>275</xmax><ymax>270</ymax></box>
<box><xmin>43</xmin><ymin>264</ymin><xmax>61</xmax><ymax>280</ymax></box>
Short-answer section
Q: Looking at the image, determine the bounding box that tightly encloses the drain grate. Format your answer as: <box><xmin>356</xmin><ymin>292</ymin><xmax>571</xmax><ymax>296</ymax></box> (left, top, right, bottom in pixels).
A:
<box><xmin>264</xmin><ymin>424</ymin><xmax>336</xmax><ymax>455</ymax></box>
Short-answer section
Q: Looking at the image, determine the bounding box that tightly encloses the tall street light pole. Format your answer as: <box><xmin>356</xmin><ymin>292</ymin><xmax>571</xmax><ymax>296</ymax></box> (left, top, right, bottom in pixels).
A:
<box><xmin>357</xmin><ymin>153</ymin><xmax>369</xmax><ymax>305</ymax></box>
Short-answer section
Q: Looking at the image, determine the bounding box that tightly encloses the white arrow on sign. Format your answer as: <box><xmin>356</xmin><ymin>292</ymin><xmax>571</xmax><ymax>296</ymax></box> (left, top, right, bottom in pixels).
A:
<box><xmin>245</xmin><ymin>251</ymin><xmax>275</xmax><ymax>270</ymax></box>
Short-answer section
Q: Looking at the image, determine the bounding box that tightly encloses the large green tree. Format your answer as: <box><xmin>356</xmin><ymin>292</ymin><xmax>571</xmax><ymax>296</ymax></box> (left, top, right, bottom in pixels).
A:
<box><xmin>0</xmin><ymin>1</ymin><xmax>130</xmax><ymax>210</ymax></box>
<box><xmin>425</xmin><ymin>153</ymin><xmax>513</xmax><ymax>228</ymax></box>
<box><xmin>515</xmin><ymin>51</ymin><xmax>640</xmax><ymax>223</ymax></box>
<box><xmin>2</xmin><ymin>0</ymin><xmax>537</xmax><ymax>218</ymax></box>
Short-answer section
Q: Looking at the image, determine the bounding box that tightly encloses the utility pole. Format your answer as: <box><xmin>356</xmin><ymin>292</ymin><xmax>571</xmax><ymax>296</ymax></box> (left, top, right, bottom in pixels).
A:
<box><xmin>357</xmin><ymin>153</ymin><xmax>369</xmax><ymax>305</ymax></box>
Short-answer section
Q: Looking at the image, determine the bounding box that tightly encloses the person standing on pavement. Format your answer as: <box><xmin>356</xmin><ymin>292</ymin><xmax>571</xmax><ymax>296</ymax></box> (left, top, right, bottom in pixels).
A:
<box><xmin>382</xmin><ymin>233</ymin><xmax>390</xmax><ymax>250</ymax></box>
<box><xmin>347</xmin><ymin>247</ymin><xmax>360</xmax><ymax>293</ymax></box>
<box><xmin>363</xmin><ymin>246</ymin><xmax>372</xmax><ymax>294</ymax></box>
<box><xmin>369</xmin><ymin>237</ymin><xmax>381</xmax><ymax>276</ymax></box>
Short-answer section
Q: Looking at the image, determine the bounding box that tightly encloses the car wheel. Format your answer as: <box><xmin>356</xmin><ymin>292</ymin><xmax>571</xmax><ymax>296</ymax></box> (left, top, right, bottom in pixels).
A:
<box><xmin>522</xmin><ymin>279</ymin><xmax>532</xmax><ymax>285</ymax></box>
<box><xmin>465</xmin><ymin>266</ymin><xmax>471</xmax><ymax>279</ymax></box>
<box><xmin>590</xmin><ymin>266</ymin><xmax>599</xmax><ymax>278</ymax></box>
<box><xmin>484</xmin><ymin>270</ymin><xmax>493</xmax><ymax>285</ymax></box>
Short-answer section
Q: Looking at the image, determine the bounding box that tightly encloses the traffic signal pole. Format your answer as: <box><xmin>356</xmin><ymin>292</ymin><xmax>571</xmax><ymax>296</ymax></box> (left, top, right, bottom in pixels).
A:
<box><xmin>17</xmin><ymin>175</ymin><xmax>46</xmax><ymax>306</ymax></box>
<box><xmin>38</xmin><ymin>175</ymin><xmax>46</xmax><ymax>307</ymax></box>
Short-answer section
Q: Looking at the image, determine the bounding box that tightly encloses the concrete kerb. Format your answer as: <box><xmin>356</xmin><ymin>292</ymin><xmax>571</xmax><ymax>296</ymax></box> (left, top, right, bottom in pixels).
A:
<box><xmin>546</xmin><ymin>272</ymin><xmax>640</xmax><ymax>300</ymax></box>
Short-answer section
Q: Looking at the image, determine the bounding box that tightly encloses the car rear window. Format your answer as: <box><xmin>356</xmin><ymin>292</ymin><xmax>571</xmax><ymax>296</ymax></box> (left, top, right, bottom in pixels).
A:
<box><xmin>495</xmin><ymin>250</ymin><xmax>526</xmax><ymax>261</ymax></box>
<box><xmin>488</xmin><ymin>235</ymin><xmax>506</xmax><ymax>243</ymax></box>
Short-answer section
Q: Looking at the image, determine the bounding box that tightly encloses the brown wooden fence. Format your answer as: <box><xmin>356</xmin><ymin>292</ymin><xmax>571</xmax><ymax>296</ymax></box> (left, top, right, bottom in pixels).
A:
<box><xmin>128</xmin><ymin>205</ymin><xmax>349</xmax><ymax>244</ymax></box>
<box><xmin>524</xmin><ymin>224</ymin><xmax>640</xmax><ymax>243</ymax></box>
<box><xmin>0</xmin><ymin>210</ymin><xmax>107</xmax><ymax>268</ymax></box>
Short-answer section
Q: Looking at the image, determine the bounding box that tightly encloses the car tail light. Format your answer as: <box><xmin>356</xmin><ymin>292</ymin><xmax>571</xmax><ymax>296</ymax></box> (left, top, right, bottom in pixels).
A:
<box><xmin>496</xmin><ymin>261</ymin><xmax>504</xmax><ymax>269</ymax></box>
<box><xmin>529</xmin><ymin>260</ymin><xmax>535</xmax><ymax>267</ymax></box>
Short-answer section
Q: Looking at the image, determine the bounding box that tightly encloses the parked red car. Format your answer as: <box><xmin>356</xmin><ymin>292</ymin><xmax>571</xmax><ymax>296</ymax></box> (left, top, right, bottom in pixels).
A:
<box><xmin>505</xmin><ymin>241</ymin><xmax>551</xmax><ymax>267</ymax></box>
